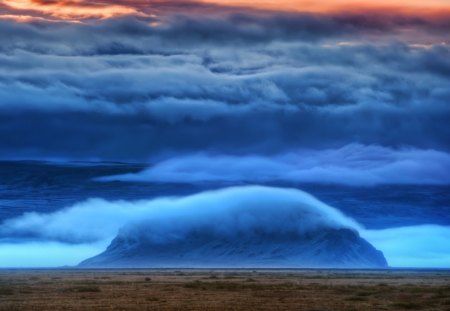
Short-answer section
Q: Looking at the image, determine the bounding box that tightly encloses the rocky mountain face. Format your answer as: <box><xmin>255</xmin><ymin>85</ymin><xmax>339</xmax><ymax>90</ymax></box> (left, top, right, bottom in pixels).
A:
<box><xmin>80</xmin><ymin>227</ymin><xmax>388</xmax><ymax>268</ymax></box>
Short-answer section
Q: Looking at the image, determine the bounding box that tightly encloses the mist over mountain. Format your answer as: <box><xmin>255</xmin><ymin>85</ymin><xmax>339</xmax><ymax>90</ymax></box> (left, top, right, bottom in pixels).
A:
<box><xmin>78</xmin><ymin>186</ymin><xmax>386</xmax><ymax>268</ymax></box>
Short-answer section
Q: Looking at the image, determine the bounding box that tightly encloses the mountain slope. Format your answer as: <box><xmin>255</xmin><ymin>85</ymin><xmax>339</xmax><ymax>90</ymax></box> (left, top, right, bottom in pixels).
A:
<box><xmin>79</xmin><ymin>186</ymin><xmax>388</xmax><ymax>268</ymax></box>
<box><xmin>80</xmin><ymin>226</ymin><xmax>388</xmax><ymax>268</ymax></box>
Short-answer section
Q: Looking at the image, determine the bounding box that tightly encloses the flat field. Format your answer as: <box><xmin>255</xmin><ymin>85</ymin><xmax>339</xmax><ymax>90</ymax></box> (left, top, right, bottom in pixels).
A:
<box><xmin>0</xmin><ymin>269</ymin><xmax>449</xmax><ymax>310</ymax></box>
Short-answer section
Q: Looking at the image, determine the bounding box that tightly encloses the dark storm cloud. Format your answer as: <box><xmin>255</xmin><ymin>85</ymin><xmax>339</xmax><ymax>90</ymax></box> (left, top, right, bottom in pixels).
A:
<box><xmin>0</xmin><ymin>13</ymin><xmax>449</xmax><ymax>160</ymax></box>
<box><xmin>0</xmin><ymin>12</ymin><xmax>449</xmax><ymax>51</ymax></box>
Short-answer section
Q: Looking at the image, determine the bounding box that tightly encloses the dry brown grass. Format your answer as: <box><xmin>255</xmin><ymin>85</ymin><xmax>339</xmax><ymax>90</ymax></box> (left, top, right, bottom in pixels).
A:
<box><xmin>0</xmin><ymin>269</ymin><xmax>449</xmax><ymax>311</ymax></box>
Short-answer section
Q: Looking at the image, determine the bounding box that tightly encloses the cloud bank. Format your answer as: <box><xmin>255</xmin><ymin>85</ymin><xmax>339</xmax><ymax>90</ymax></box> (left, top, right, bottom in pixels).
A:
<box><xmin>0</xmin><ymin>186</ymin><xmax>449</xmax><ymax>268</ymax></box>
<box><xmin>97</xmin><ymin>144</ymin><xmax>450</xmax><ymax>186</ymax></box>
<box><xmin>0</xmin><ymin>13</ymin><xmax>449</xmax><ymax>160</ymax></box>
<box><xmin>0</xmin><ymin>186</ymin><xmax>360</xmax><ymax>244</ymax></box>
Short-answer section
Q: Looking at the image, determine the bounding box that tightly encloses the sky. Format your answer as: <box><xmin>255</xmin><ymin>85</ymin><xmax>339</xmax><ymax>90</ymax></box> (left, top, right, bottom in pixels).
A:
<box><xmin>2</xmin><ymin>0</ymin><xmax>450</xmax><ymax>20</ymax></box>
<box><xmin>0</xmin><ymin>0</ymin><xmax>449</xmax><ymax>161</ymax></box>
<box><xmin>0</xmin><ymin>1</ymin><xmax>450</xmax><ymax>268</ymax></box>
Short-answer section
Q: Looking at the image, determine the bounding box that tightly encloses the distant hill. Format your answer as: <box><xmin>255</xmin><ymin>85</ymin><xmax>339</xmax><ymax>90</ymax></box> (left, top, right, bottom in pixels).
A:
<box><xmin>79</xmin><ymin>186</ymin><xmax>388</xmax><ymax>269</ymax></box>
<box><xmin>80</xmin><ymin>227</ymin><xmax>388</xmax><ymax>268</ymax></box>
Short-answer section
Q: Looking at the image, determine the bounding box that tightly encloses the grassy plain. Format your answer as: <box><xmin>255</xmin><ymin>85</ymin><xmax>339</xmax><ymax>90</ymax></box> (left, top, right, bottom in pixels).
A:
<box><xmin>0</xmin><ymin>269</ymin><xmax>449</xmax><ymax>310</ymax></box>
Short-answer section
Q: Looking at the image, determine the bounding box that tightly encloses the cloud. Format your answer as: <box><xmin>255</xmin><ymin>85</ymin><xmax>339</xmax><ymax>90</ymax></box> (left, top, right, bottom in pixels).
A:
<box><xmin>362</xmin><ymin>225</ymin><xmax>450</xmax><ymax>268</ymax></box>
<box><xmin>1</xmin><ymin>0</ymin><xmax>145</xmax><ymax>20</ymax></box>
<box><xmin>0</xmin><ymin>241</ymin><xmax>108</xmax><ymax>268</ymax></box>
<box><xmin>0</xmin><ymin>39</ymin><xmax>449</xmax><ymax>159</ymax></box>
<box><xmin>2</xmin><ymin>0</ymin><xmax>450</xmax><ymax>23</ymax></box>
<box><xmin>0</xmin><ymin>12</ymin><xmax>449</xmax><ymax>160</ymax></box>
<box><xmin>0</xmin><ymin>186</ymin><xmax>360</xmax><ymax>244</ymax></box>
<box><xmin>0</xmin><ymin>186</ymin><xmax>448</xmax><ymax>268</ymax></box>
<box><xmin>96</xmin><ymin>144</ymin><xmax>450</xmax><ymax>186</ymax></box>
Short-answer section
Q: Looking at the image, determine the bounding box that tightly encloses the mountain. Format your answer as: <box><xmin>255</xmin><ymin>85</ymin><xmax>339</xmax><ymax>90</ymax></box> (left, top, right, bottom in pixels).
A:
<box><xmin>79</xmin><ymin>186</ymin><xmax>388</xmax><ymax>268</ymax></box>
<box><xmin>80</xmin><ymin>227</ymin><xmax>388</xmax><ymax>268</ymax></box>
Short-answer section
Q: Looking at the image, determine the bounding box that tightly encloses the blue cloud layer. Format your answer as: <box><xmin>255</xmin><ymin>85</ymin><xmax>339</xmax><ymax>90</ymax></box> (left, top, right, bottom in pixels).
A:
<box><xmin>96</xmin><ymin>144</ymin><xmax>450</xmax><ymax>186</ymax></box>
<box><xmin>0</xmin><ymin>15</ymin><xmax>449</xmax><ymax>160</ymax></box>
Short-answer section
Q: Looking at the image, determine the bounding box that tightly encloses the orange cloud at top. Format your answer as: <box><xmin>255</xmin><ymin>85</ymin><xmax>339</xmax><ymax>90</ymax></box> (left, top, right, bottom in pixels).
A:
<box><xmin>1</xmin><ymin>0</ymin><xmax>144</xmax><ymax>20</ymax></box>
<box><xmin>198</xmin><ymin>0</ymin><xmax>450</xmax><ymax>15</ymax></box>
<box><xmin>2</xmin><ymin>0</ymin><xmax>450</xmax><ymax>22</ymax></box>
